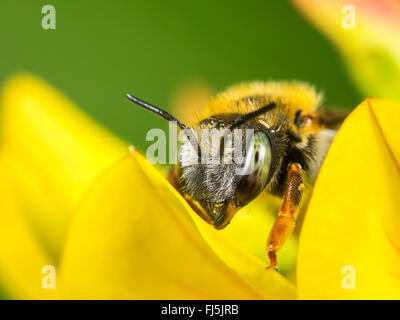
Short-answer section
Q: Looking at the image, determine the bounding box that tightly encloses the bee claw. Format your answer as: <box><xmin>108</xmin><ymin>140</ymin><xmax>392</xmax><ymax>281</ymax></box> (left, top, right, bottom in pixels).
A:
<box><xmin>265</xmin><ymin>265</ymin><xmax>278</xmax><ymax>271</ymax></box>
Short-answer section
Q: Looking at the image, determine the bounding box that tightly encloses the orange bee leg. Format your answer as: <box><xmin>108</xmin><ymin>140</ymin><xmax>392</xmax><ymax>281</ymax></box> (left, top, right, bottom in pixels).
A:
<box><xmin>266</xmin><ymin>163</ymin><xmax>304</xmax><ymax>270</ymax></box>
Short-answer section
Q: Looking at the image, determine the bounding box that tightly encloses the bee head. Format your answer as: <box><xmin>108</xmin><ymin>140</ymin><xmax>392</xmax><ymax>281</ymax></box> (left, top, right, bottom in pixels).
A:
<box><xmin>178</xmin><ymin>113</ymin><xmax>274</xmax><ymax>229</ymax></box>
<box><xmin>125</xmin><ymin>93</ymin><xmax>276</xmax><ymax>229</ymax></box>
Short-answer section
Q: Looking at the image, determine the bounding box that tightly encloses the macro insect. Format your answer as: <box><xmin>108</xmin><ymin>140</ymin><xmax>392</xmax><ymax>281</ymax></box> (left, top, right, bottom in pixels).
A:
<box><xmin>126</xmin><ymin>82</ymin><xmax>345</xmax><ymax>269</ymax></box>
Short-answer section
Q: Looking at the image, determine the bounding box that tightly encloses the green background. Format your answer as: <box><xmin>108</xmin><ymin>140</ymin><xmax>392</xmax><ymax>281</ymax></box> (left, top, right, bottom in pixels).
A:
<box><xmin>0</xmin><ymin>0</ymin><xmax>360</xmax><ymax>152</ymax></box>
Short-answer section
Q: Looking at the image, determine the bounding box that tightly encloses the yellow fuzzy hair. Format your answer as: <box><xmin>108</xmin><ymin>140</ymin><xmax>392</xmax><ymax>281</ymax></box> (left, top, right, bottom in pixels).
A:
<box><xmin>198</xmin><ymin>81</ymin><xmax>323</xmax><ymax>122</ymax></box>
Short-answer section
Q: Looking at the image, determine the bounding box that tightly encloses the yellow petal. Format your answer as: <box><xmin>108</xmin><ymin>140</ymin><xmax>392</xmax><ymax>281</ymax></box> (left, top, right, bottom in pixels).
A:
<box><xmin>0</xmin><ymin>74</ymin><xmax>128</xmax><ymax>257</ymax></box>
<box><xmin>297</xmin><ymin>98</ymin><xmax>400</xmax><ymax>299</ymax></box>
<box><xmin>60</xmin><ymin>151</ymin><xmax>295</xmax><ymax>299</ymax></box>
<box><xmin>292</xmin><ymin>0</ymin><xmax>400</xmax><ymax>100</ymax></box>
<box><xmin>0</xmin><ymin>74</ymin><xmax>127</xmax><ymax>298</ymax></box>
<box><xmin>0</xmin><ymin>155</ymin><xmax>56</xmax><ymax>299</ymax></box>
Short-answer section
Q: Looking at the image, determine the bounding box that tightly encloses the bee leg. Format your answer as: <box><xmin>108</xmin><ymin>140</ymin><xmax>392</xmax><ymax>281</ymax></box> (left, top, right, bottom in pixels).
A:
<box><xmin>266</xmin><ymin>163</ymin><xmax>304</xmax><ymax>270</ymax></box>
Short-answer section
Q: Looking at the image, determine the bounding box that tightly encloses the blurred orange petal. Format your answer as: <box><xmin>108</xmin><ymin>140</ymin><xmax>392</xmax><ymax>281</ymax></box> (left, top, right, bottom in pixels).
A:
<box><xmin>293</xmin><ymin>0</ymin><xmax>400</xmax><ymax>100</ymax></box>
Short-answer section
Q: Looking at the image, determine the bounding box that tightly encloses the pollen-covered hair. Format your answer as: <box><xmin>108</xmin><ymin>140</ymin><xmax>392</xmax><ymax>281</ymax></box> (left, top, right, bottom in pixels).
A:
<box><xmin>198</xmin><ymin>81</ymin><xmax>323</xmax><ymax>122</ymax></box>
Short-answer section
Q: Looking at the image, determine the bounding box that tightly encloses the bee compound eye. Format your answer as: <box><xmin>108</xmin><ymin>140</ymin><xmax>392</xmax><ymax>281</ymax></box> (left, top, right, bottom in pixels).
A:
<box><xmin>235</xmin><ymin>132</ymin><xmax>272</xmax><ymax>205</ymax></box>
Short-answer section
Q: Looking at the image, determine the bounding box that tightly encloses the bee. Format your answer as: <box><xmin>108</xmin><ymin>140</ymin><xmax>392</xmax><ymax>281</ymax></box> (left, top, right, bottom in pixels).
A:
<box><xmin>126</xmin><ymin>81</ymin><xmax>346</xmax><ymax>269</ymax></box>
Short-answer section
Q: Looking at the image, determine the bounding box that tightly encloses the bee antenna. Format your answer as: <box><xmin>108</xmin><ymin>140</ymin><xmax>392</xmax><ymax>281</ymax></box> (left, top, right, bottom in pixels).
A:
<box><xmin>218</xmin><ymin>102</ymin><xmax>276</xmax><ymax>160</ymax></box>
<box><xmin>125</xmin><ymin>94</ymin><xmax>201</xmax><ymax>156</ymax></box>
<box><xmin>229</xmin><ymin>102</ymin><xmax>276</xmax><ymax>129</ymax></box>
<box><xmin>125</xmin><ymin>94</ymin><xmax>188</xmax><ymax>130</ymax></box>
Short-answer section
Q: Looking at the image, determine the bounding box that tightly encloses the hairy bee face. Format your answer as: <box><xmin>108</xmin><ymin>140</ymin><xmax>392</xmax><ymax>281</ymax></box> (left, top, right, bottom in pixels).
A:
<box><xmin>177</xmin><ymin>116</ymin><xmax>273</xmax><ymax>228</ymax></box>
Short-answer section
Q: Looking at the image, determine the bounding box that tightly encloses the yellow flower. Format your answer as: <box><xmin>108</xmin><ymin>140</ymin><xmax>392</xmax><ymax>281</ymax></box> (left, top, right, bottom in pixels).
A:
<box><xmin>0</xmin><ymin>74</ymin><xmax>399</xmax><ymax>299</ymax></box>
<box><xmin>292</xmin><ymin>0</ymin><xmax>400</xmax><ymax>101</ymax></box>
<box><xmin>0</xmin><ymin>74</ymin><xmax>295</xmax><ymax>299</ymax></box>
